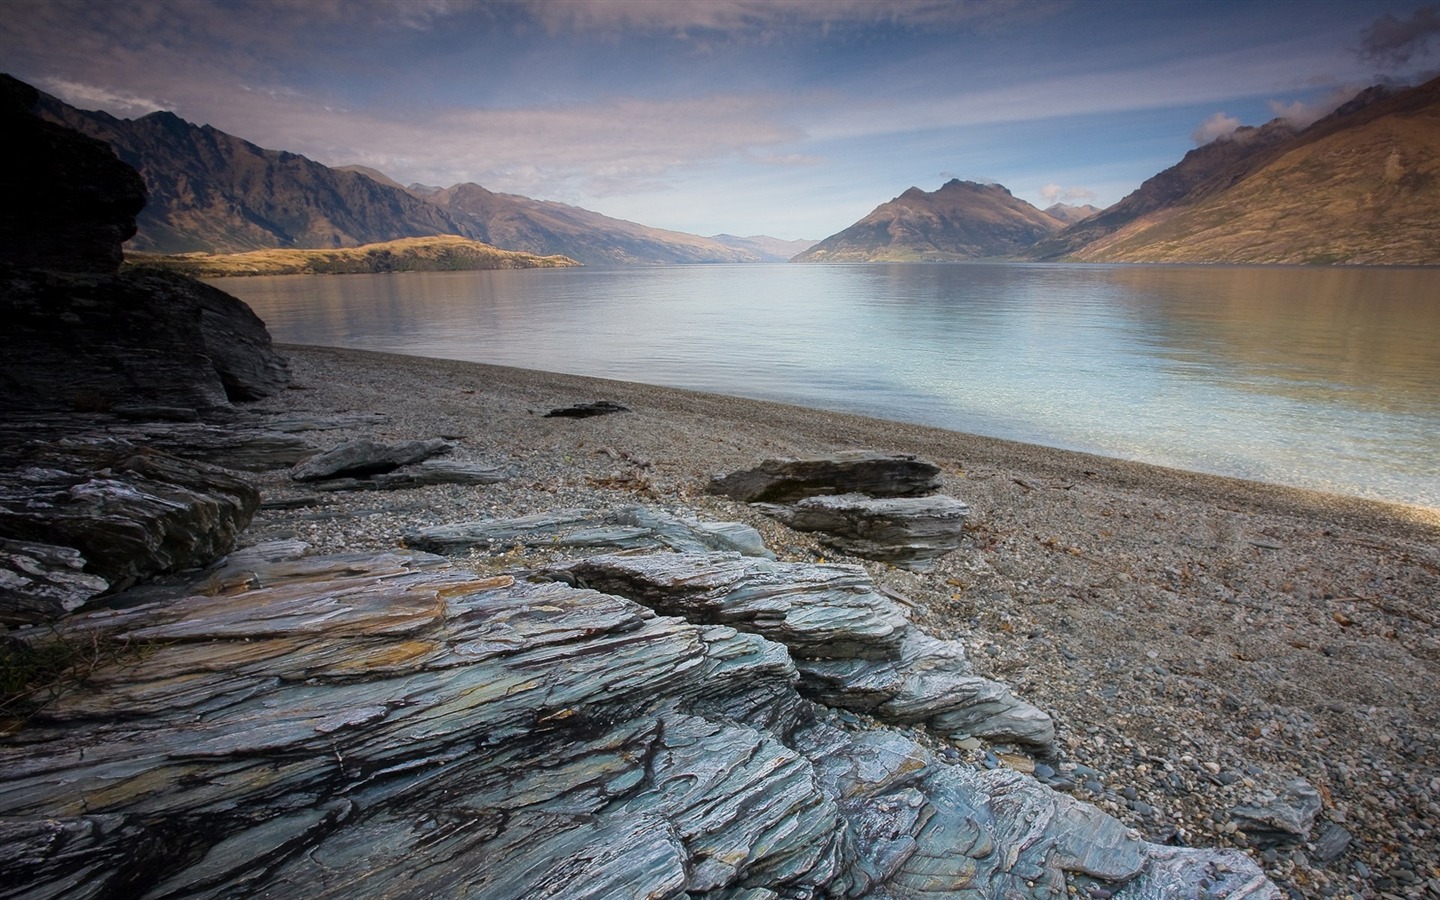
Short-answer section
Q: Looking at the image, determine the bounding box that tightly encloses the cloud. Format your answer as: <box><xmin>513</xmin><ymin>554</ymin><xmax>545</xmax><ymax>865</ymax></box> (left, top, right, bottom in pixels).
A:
<box><xmin>1359</xmin><ymin>5</ymin><xmax>1440</xmax><ymax>66</ymax></box>
<box><xmin>1265</xmin><ymin>85</ymin><xmax>1357</xmax><ymax>129</ymax></box>
<box><xmin>36</xmin><ymin>78</ymin><xmax>167</xmax><ymax>117</ymax></box>
<box><xmin>1191</xmin><ymin>111</ymin><xmax>1241</xmax><ymax>145</ymax></box>
<box><xmin>525</xmin><ymin>0</ymin><xmax>1052</xmax><ymax>38</ymax></box>
<box><xmin>1040</xmin><ymin>183</ymin><xmax>1097</xmax><ymax>205</ymax></box>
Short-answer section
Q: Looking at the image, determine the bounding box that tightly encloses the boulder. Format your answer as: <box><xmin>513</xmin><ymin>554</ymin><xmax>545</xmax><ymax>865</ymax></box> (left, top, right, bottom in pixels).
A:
<box><xmin>0</xmin><ymin>268</ymin><xmax>291</xmax><ymax>415</ymax></box>
<box><xmin>0</xmin><ymin>546</ymin><xmax>1278</xmax><ymax>898</ymax></box>
<box><xmin>758</xmin><ymin>492</ymin><xmax>970</xmax><ymax>571</ymax></box>
<box><xmin>544</xmin><ymin>400</ymin><xmax>628</xmax><ymax>418</ymax></box>
<box><xmin>0</xmin><ymin>440</ymin><xmax>259</xmax><ymax>623</ymax></box>
<box><xmin>550</xmin><ymin>551</ymin><xmax>1055</xmax><ymax>749</ymax></box>
<box><xmin>291</xmin><ymin>438</ymin><xmax>453</xmax><ymax>482</ymax></box>
<box><xmin>708</xmin><ymin>451</ymin><xmax>942</xmax><ymax>503</ymax></box>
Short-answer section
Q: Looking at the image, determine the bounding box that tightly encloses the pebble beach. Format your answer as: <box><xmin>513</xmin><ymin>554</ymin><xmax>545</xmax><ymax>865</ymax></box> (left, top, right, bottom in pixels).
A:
<box><xmin>242</xmin><ymin>344</ymin><xmax>1440</xmax><ymax>899</ymax></box>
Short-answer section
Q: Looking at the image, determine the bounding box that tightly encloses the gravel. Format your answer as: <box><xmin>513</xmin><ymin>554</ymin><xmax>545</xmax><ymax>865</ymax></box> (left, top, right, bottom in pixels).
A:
<box><xmin>240</xmin><ymin>345</ymin><xmax>1440</xmax><ymax>899</ymax></box>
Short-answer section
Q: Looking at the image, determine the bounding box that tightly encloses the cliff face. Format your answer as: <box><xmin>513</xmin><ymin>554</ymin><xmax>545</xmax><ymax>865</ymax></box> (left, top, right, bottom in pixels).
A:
<box><xmin>0</xmin><ymin>75</ymin><xmax>146</xmax><ymax>274</ymax></box>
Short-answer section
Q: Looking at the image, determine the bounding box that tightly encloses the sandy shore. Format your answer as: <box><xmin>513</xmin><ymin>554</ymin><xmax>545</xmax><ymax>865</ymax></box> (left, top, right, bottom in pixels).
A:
<box><xmin>243</xmin><ymin>344</ymin><xmax>1440</xmax><ymax>899</ymax></box>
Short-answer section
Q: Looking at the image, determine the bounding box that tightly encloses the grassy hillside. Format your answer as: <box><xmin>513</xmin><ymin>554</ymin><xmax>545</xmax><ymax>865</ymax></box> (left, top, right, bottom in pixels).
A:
<box><xmin>124</xmin><ymin>235</ymin><xmax>581</xmax><ymax>277</ymax></box>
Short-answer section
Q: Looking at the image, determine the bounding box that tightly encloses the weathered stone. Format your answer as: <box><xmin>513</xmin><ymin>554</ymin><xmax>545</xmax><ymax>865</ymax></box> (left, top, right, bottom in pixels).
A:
<box><xmin>0</xmin><ymin>548</ymin><xmax>1276</xmax><ymax>898</ymax></box>
<box><xmin>708</xmin><ymin>451</ymin><xmax>942</xmax><ymax>503</ymax></box>
<box><xmin>312</xmin><ymin>459</ymin><xmax>511</xmax><ymax>492</ymax></box>
<box><xmin>407</xmin><ymin>506</ymin><xmax>775</xmax><ymax>559</ymax></box>
<box><xmin>0</xmin><ymin>440</ymin><xmax>259</xmax><ymax>620</ymax></box>
<box><xmin>1229</xmin><ymin>778</ymin><xmax>1323</xmax><ymax>847</ymax></box>
<box><xmin>544</xmin><ymin>400</ymin><xmax>628</xmax><ymax>418</ymax></box>
<box><xmin>550</xmin><ymin>552</ymin><xmax>1055</xmax><ymax>749</ymax></box>
<box><xmin>291</xmin><ymin>438</ymin><xmax>453</xmax><ymax>482</ymax></box>
<box><xmin>758</xmin><ymin>493</ymin><xmax>970</xmax><ymax>571</ymax></box>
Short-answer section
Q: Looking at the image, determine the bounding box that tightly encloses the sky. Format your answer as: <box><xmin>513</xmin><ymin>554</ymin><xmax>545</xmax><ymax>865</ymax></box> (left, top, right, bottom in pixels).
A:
<box><xmin>4</xmin><ymin>1</ymin><xmax>1440</xmax><ymax>241</ymax></box>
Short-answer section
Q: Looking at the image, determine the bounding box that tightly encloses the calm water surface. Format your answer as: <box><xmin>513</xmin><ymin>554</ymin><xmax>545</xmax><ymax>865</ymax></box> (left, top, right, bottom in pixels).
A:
<box><xmin>213</xmin><ymin>264</ymin><xmax>1440</xmax><ymax>510</ymax></box>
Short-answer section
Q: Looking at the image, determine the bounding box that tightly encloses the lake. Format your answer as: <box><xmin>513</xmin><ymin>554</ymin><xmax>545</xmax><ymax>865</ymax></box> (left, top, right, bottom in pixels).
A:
<box><xmin>211</xmin><ymin>264</ymin><xmax>1440</xmax><ymax>511</ymax></box>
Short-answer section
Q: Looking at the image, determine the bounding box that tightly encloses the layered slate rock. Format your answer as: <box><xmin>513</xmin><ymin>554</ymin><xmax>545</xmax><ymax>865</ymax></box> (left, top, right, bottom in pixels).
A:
<box><xmin>0</xmin><ymin>546</ymin><xmax>1277</xmax><ymax>898</ymax></box>
<box><xmin>711</xmin><ymin>452</ymin><xmax>971</xmax><ymax>571</ymax></box>
<box><xmin>708</xmin><ymin>450</ymin><xmax>942</xmax><ymax>503</ymax></box>
<box><xmin>407</xmin><ymin>506</ymin><xmax>775</xmax><ymax>559</ymax></box>
<box><xmin>1230</xmin><ymin>778</ymin><xmax>1323</xmax><ymax>847</ymax></box>
<box><xmin>291</xmin><ymin>437</ymin><xmax>453</xmax><ymax>482</ymax></box>
<box><xmin>312</xmin><ymin>459</ymin><xmax>511</xmax><ymax>492</ymax></box>
<box><xmin>0</xmin><ymin>440</ymin><xmax>259</xmax><ymax>624</ymax></box>
<box><xmin>549</xmin><ymin>552</ymin><xmax>1056</xmax><ymax>749</ymax></box>
<box><xmin>759</xmin><ymin>493</ymin><xmax>971</xmax><ymax>571</ymax></box>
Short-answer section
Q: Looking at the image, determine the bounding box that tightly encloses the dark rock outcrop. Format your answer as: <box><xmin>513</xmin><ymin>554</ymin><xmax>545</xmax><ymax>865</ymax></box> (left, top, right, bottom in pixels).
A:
<box><xmin>0</xmin><ymin>440</ymin><xmax>259</xmax><ymax>624</ymax></box>
<box><xmin>0</xmin><ymin>73</ymin><xmax>146</xmax><ymax>274</ymax></box>
<box><xmin>708</xmin><ymin>451</ymin><xmax>943</xmax><ymax>503</ymax></box>
<box><xmin>712</xmin><ymin>452</ymin><xmax>973</xmax><ymax>571</ymax></box>
<box><xmin>758</xmin><ymin>493</ymin><xmax>971</xmax><ymax>571</ymax></box>
<box><xmin>544</xmin><ymin>400</ymin><xmax>628</xmax><ymax>418</ymax></box>
<box><xmin>1</xmin><ymin>268</ymin><xmax>291</xmax><ymax>415</ymax></box>
<box><xmin>290</xmin><ymin>438</ymin><xmax>454</xmax><ymax>482</ymax></box>
<box><xmin>0</xmin><ymin>544</ymin><xmax>1278</xmax><ymax>897</ymax></box>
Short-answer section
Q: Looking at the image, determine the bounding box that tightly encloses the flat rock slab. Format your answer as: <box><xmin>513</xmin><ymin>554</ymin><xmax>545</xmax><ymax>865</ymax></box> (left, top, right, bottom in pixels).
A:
<box><xmin>708</xmin><ymin>451</ymin><xmax>942</xmax><ymax>503</ymax></box>
<box><xmin>406</xmin><ymin>505</ymin><xmax>775</xmax><ymax>559</ymax></box>
<box><xmin>0</xmin><ymin>547</ymin><xmax>1276</xmax><ymax>899</ymax></box>
<box><xmin>550</xmin><ymin>551</ymin><xmax>1055</xmax><ymax>749</ymax></box>
<box><xmin>291</xmin><ymin>437</ymin><xmax>453</xmax><ymax>482</ymax></box>
<box><xmin>758</xmin><ymin>493</ymin><xmax>971</xmax><ymax>571</ymax></box>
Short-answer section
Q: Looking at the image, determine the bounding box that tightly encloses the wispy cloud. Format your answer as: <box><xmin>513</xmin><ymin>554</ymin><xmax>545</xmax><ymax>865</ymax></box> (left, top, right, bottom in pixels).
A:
<box><xmin>1191</xmin><ymin>112</ymin><xmax>1241</xmax><ymax>145</ymax></box>
<box><xmin>1040</xmin><ymin>183</ymin><xmax>1097</xmax><ymax>205</ymax></box>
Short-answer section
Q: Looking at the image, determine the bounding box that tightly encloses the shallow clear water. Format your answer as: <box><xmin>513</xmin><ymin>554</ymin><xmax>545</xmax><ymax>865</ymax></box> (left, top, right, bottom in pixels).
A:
<box><xmin>213</xmin><ymin>263</ymin><xmax>1440</xmax><ymax>510</ymax></box>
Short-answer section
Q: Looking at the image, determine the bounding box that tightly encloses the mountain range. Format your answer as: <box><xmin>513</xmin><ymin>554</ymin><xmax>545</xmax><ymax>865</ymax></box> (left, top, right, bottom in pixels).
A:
<box><xmin>23</xmin><ymin>72</ymin><xmax>1440</xmax><ymax>267</ymax></box>
<box><xmin>31</xmin><ymin>87</ymin><xmax>810</xmax><ymax>266</ymax></box>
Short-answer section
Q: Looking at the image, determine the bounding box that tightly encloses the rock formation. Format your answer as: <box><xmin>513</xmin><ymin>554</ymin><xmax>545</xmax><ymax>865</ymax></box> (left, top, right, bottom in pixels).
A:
<box><xmin>1</xmin><ymin>74</ymin><xmax>290</xmax><ymax>418</ymax></box>
<box><xmin>711</xmin><ymin>452</ymin><xmax>971</xmax><ymax>571</ymax></box>
<box><xmin>0</xmin><ymin>440</ymin><xmax>259</xmax><ymax>625</ymax></box>
<box><xmin>0</xmin><ymin>74</ymin><xmax>146</xmax><ymax>274</ymax></box>
<box><xmin>0</xmin><ymin>542</ymin><xmax>1279</xmax><ymax>898</ymax></box>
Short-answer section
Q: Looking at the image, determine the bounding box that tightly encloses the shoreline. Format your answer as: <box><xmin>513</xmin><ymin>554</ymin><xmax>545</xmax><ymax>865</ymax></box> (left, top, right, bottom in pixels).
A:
<box><xmin>241</xmin><ymin>344</ymin><xmax>1439</xmax><ymax>898</ymax></box>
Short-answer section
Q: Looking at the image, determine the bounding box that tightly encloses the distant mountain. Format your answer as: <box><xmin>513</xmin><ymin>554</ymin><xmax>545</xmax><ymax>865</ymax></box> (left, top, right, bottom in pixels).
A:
<box><xmin>1033</xmin><ymin>76</ymin><xmax>1440</xmax><ymax>264</ymax></box>
<box><xmin>709</xmin><ymin>234</ymin><xmax>818</xmax><ymax>261</ymax></box>
<box><xmin>27</xmin><ymin>83</ymin><xmax>793</xmax><ymax>265</ymax></box>
<box><xmin>1043</xmin><ymin>203</ymin><xmax>1101</xmax><ymax>225</ymax></box>
<box><xmin>792</xmin><ymin>180</ymin><xmax>1065</xmax><ymax>262</ymax></box>
<box><xmin>424</xmin><ymin>182</ymin><xmax>772</xmax><ymax>266</ymax></box>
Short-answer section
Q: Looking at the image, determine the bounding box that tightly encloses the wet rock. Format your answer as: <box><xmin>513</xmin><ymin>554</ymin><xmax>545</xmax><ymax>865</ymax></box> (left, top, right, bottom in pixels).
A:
<box><xmin>291</xmin><ymin>438</ymin><xmax>453</xmax><ymax>482</ymax></box>
<box><xmin>0</xmin><ymin>440</ymin><xmax>259</xmax><ymax>622</ymax></box>
<box><xmin>407</xmin><ymin>505</ymin><xmax>775</xmax><ymax>559</ymax></box>
<box><xmin>708</xmin><ymin>451</ymin><xmax>942</xmax><ymax>503</ymax></box>
<box><xmin>544</xmin><ymin>400</ymin><xmax>628</xmax><ymax>418</ymax></box>
<box><xmin>549</xmin><ymin>551</ymin><xmax>1055</xmax><ymax>749</ymax></box>
<box><xmin>757</xmin><ymin>492</ymin><xmax>970</xmax><ymax>571</ymax></box>
<box><xmin>1230</xmin><ymin>778</ymin><xmax>1323</xmax><ymax>847</ymax></box>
